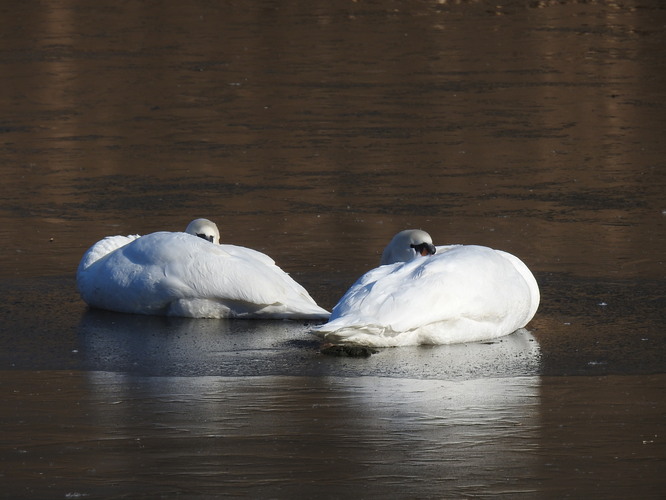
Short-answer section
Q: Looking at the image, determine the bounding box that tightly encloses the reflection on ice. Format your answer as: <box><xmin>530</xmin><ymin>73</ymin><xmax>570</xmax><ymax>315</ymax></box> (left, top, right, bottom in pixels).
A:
<box><xmin>78</xmin><ymin>309</ymin><xmax>541</xmax><ymax>379</ymax></box>
<box><xmin>77</xmin><ymin>309</ymin><xmax>318</xmax><ymax>377</ymax></box>
<box><xmin>71</xmin><ymin>308</ymin><xmax>544</xmax><ymax>495</ymax></box>
<box><xmin>80</xmin><ymin>371</ymin><xmax>541</xmax><ymax>497</ymax></box>
<box><xmin>73</xmin><ymin>308</ymin><xmax>543</xmax><ymax>495</ymax></box>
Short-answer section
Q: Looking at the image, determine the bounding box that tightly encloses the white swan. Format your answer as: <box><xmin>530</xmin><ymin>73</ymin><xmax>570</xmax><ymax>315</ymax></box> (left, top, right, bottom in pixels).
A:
<box><xmin>76</xmin><ymin>219</ymin><xmax>330</xmax><ymax>320</ymax></box>
<box><xmin>315</xmin><ymin>229</ymin><xmax>540</xmax><ymax>347</ymax></box>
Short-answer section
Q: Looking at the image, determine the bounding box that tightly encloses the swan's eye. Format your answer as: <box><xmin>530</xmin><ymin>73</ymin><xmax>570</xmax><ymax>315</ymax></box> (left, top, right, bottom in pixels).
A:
<box><xmin>196</xmin><ymin>233</ymin><xmax>214</xmax><ymax>243</ymax></box>
<box><xmin>410</xmin><ymin>243</ymin><xmax>436</xmax><ymax>257</ymax></box>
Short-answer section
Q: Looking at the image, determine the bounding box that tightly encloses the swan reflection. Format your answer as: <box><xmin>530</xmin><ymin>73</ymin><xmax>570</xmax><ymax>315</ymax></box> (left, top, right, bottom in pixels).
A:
<box><xmin>77</xmin><ymin>309</ymin><xmax>542</xmax><ymax>495</ymax></box>
<box><xmin>78</xmin><ymin>309</ymin><xmax>540</xmax><ymax>379</ymax></box>
<box><xmin>81</xmin><ymin>370</ymin><xmax>540</xmax><ymax>497</ymax></box>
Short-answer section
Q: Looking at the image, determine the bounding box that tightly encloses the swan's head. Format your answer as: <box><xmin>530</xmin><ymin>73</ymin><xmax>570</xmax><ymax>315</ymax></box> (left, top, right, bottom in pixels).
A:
<box><xmin>380</xmin><ymin>229</ymin><xmax>436</xmax><ymax>265</ymax></box>
<box><xmin>185</xmin><ymin>218</ymin><xmax>220</xmax><ymax>245</ymax></box>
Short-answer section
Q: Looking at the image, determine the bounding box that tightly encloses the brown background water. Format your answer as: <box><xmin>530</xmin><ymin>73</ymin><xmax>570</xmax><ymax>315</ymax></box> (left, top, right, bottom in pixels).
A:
<box><xmin>1</xmin><ymin>1</ymin><xmax>664</xmax><ymax>498</ymax></box>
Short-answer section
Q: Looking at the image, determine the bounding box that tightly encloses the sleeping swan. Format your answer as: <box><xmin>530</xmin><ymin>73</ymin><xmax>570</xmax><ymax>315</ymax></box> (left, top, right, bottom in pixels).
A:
<box><xmin>314</xmin><ymin>229</ymin><xmax>539</xmax><ymax>346</ymax></box>
<box><xmin>76</xmin><ymin>219</ymin><xmax>330</xmax><ymax>319</ymax></box>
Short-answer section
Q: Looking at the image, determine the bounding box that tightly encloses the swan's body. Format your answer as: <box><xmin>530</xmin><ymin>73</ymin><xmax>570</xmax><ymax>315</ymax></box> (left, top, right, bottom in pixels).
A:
<box><xmin>76</xmin><ymin>219</ymin><xmax>329</xmax><ymax>320</ymax></box>
<box><xmin>315</xmin><ymin>230</ymin><xmax>539</xmax><ymax>346</ymax></box>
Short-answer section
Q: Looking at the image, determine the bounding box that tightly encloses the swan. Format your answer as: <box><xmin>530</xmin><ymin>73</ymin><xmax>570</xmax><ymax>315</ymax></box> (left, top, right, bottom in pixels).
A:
<box><xmin>314</xmin><ymin>229</ymin><xmax>540</xmax><ymax>347</ymax></box>
<box><xmin>76</xmin><ymin>218</ymin><xmax>330</xmax><ymax>320</ymax></box>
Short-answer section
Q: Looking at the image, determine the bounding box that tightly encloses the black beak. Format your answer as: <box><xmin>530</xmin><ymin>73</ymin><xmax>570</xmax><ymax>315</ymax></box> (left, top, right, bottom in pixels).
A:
<box><xmin>196</xmin><ymin>233</ymin><xmax>214</xmax><ymax>243</ymax></box>
<box><xmin>410</xmin><ymin>242</ymin><xmax>436</xmax><ymax>257</ymax></box>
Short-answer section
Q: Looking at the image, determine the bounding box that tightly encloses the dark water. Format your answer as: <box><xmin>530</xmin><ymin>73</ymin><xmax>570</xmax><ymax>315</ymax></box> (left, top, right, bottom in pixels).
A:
<box><xmin>1</xmin><ymin>1</ymin><xmax>665</xmax><ymax>498</ymax></box>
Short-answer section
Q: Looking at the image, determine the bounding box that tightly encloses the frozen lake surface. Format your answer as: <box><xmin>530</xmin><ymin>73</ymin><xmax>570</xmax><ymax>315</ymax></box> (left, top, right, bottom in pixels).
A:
<box><xmin>1</xmin><ymin>0</ymin><xmax>664</xmax><ymax>497</ymax></box>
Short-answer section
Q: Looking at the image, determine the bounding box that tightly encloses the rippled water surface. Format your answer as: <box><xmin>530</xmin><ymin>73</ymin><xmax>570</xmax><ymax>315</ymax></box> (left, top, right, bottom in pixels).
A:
<box><xmin>1</xmin><ymin>0</ymin><xmax>665</xmax><ymax>498</ymax></box>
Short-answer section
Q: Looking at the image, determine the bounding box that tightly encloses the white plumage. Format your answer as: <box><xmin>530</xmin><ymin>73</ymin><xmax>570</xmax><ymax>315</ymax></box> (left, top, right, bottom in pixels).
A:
<box><xmin>315</xmin><ymin>229</ymin><xmax>540</xmax><ymax>346</ymax></box>
<box><xmin>76</xmin><ymin>219</ymin><xmax>330</xmax><ymax>319</ymax></box>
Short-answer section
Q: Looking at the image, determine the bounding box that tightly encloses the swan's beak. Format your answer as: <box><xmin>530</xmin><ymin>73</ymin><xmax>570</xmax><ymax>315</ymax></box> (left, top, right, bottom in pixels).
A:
<box><xmin>196</xmin><ymin>233</ymin><xmax>215</xmax><ymax>243</ymax></box>
<box><xmin>423</xmin><ymin>243</ymin><xmax>436</xmax><ymax>256</ymax></box>
<box><xmin>411</xmin><ymin>242</ymin><xmax>437</xmax><ymax>257</ymax></box>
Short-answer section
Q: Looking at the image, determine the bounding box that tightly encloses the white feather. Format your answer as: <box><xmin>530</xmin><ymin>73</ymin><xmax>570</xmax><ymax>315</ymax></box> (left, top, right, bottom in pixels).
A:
<box><xmin>77</xmin><ymin>220</ymin><xmax>329</xmax><ymax>320</ymax></box>
<box><xmin>315</xmin><ymin>231</ymin><xmax>539</xmax><ymax>347</ymax></box>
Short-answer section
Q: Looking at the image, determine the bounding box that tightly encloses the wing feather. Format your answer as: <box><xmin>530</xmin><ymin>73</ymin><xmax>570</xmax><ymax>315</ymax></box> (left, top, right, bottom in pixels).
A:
<box><xmin>320</xmin><ymin>245</ymin><xmax>535</xmax><ymax>336</ymax></box>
